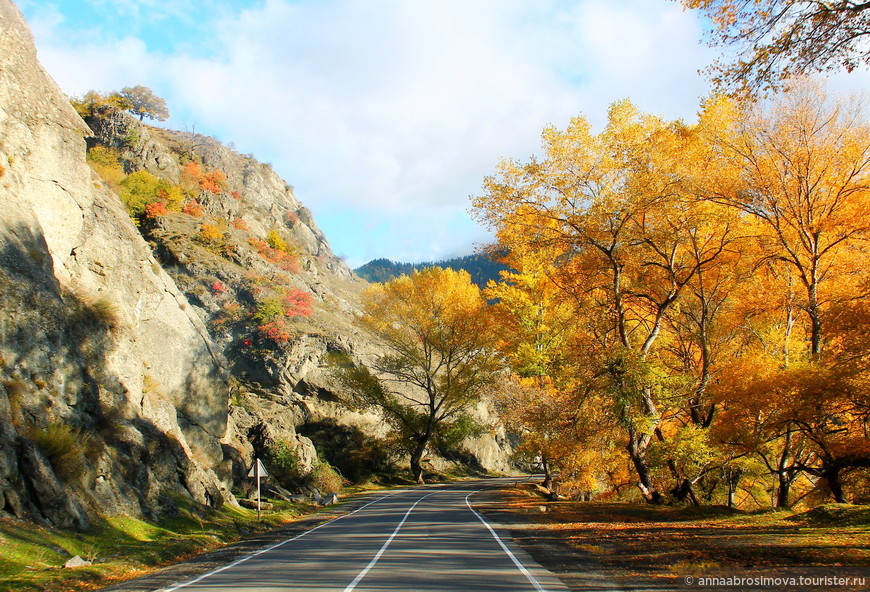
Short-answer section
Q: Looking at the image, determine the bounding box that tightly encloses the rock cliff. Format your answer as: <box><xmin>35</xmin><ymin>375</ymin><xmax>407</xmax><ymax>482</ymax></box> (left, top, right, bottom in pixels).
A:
<box><xmin>0</xmin><ymin>0</ymin><xmax>231</xmax><ymax>529</ymax></box>
<box><xmin>0</xmin><ymin>0</ymin><xmax>513</xmax><ymax>530</ymax></box>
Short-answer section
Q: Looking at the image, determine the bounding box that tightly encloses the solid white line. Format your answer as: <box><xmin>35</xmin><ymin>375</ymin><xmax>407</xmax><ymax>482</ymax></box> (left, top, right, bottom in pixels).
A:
<box><xmin>465</xmin><ymin>490</ymin><xmax>548</xmax><ymax>592</ymax></box>
<box><xmin>342</xmin><ymin>492</ymin><xmax>435</xmax><ymax>592</ymax></box>
<box><xmin>159</xmin><ymin>492</ymin><xmax>400</xmax><ymax>592</ymax></box>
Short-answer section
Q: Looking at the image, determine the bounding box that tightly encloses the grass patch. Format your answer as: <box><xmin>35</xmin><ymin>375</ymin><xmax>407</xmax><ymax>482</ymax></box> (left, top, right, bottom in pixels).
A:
<box><xmin>25</xmin><ymin>422</ymin><xmax>96</xmax><ymax>482</ymax></box>
<box><xmin>0</xmin><ymin>496</ymin><xmax>317</xmax><ymax>592</ymax></box>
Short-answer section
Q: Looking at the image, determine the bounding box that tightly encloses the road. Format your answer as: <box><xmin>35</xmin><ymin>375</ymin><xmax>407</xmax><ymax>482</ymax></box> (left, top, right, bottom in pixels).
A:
<box><xmin>155</xmin><ymin>478</ymin><xmax>570</xmax><ymax>592</ymax></box>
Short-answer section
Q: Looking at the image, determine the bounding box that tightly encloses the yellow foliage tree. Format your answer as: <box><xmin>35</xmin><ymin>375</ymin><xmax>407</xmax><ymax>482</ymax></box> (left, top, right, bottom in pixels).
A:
<box><xmin>333</xmin><ymin>267</ymin><xmax>500</xmax><ymax>483</ymax></box>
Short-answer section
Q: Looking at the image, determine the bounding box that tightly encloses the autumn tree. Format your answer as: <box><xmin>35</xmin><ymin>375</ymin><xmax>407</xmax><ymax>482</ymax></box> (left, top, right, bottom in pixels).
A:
<box><xmin>117</xmin><ymin>85</ymin><xmax>170</xmax><ymax>122</ymax></box>
<box><xmin>680</xmin><ymin>0</ymin><xmax>870</xmax><ymax>95</ymax></box>
<box><xmin>698</xmin><ymin>85</ymin><xmax>870</xmax><ymax>505</ymax></box>
<box><xmin>703</xmin><ymin>83</ymin><xmax>870</xmax><ymax>357</ymax></box>
<box><xmin>474</xmin><ymin>101</ymin><xmax>739</xmax><ymax>503</ymax></box>
<box><xmin>485</xmin><ymin>231</ymin><xmax>579</xmax><ymax>490</ymax></box>
<box><xmin>70</xmin><ymin>90</ymin><xmax>132</xmax><ymax>119</ymax></box>
<box><xmin>332</xmin><ymin>268</ymin><xmax>500</xmax><ymax>484</ymax></box>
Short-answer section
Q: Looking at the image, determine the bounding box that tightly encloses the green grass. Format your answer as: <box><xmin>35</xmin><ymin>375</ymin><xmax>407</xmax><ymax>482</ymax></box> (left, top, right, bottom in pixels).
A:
<box><xmin>0</xmin><ymin>496</ymin><xmax>320</xmax><ymax>592</ymax></box>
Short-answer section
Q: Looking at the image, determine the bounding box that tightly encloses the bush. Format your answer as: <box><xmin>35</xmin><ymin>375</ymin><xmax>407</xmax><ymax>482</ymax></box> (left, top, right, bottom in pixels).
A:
<box><xmin>87</xmin><ymin>146</ymin><xmax>125</xmax><ymax>192</ymax></box>
<box><xmin>120</xmin><ymin>171</ymin><xmax>175</xmax><ymax>220</ymax></box>
<box><xmin>264</xmin><ymin>440</ymin><xmax>304</xmax><ymax>489</ymax></box>
<box><xmin>311</xmin><ymin>462</ymin><xmax>344</xmax><ymax>494</ymax></box>
<box><xmin>26</xmin><ymin>422</ymin><xmax>96</xmax><ymax>483</ymax></box>
<box><xmin>200</xmin><ymin>222</ymin><xmax>225</xmax><ymax>242</ymax></box>
<box><xmin>266</xmin><ymin>230</ymin><xmax>289</xmax><ymax>253</ymax></box>
<box><xmin>183</xmin><ymin>200</ymin><xmax>204</xmax><ymax>217</ymax></box>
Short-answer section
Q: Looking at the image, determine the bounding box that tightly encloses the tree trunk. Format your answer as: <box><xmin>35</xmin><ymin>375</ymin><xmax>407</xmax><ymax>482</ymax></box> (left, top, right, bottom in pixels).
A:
<box><xmin>822</xmin><ymin>465</ymin><xmax>846</xmax><ymax>503</ymax></box>
<box><xmin>410</xmin><ymin>438</ymin><xmax>427</xmax><ymax>485</ymax></box>
<box><xmin>776</xmin><ymin>471</ymin><xmax>793</xmax><ymax>508</ymax></box>
<box><xmin>672</xmin><ymin>479</ymin><xmax>699</xmax><ymax>506</ymax></box>
<box><xmin>541</xmin><ymin>456</ymin><xmax>553</xmax><ymax>490</ymax></box>
<box><xmin>627</xmin><ymin>433</ymin><xmax>662</xmax><ymax>504</ymax></box>
<box><xmin>726</xmin><ymin>466</ymin><xmax>743</xmax><ymax>509</ymax></box>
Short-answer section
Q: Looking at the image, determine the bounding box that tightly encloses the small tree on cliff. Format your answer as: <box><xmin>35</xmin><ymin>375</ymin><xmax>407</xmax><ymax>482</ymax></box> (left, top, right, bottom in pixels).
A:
<box><xmin>331</xmin><ymin>267</ymin><xmax>500</xmax><ymax>483</ymax></box>
<box><xmin>117</xmin><ymin>85</ymin><xmax>170</xmax><ymax>122</ymax></box>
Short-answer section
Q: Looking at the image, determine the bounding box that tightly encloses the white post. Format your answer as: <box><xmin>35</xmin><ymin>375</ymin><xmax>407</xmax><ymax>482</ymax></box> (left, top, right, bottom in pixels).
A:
<box><xmin>256</xmin><ymin>457</ymin><xmax>261</xmax><ymax>522</ymax></box>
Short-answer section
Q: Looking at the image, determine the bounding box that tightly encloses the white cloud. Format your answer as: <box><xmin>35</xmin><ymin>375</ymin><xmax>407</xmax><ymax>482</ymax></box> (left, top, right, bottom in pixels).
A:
<box><xmin>20</xmin><ymin>0</ymin><xmax>725</xmax><ymax>263</ymax></box>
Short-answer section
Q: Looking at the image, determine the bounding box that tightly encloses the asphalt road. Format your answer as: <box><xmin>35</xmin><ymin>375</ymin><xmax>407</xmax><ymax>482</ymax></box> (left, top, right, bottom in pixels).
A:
<box><xmin>155</xmin><ymin>478</ymin><xmax>570</xmax><ymax>592</ymax></box>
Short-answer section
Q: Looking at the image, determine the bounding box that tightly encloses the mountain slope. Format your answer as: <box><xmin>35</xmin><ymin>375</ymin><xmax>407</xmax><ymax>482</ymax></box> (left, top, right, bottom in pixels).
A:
<box><xmin>0</xmin><ymin>0</ymin><xmax>514</xmax><ymax>533</ymax></box>
<box><xmin>356</xmin><ymin>253</ymin><xmax>509</xmax><ymax>289</ymax></box>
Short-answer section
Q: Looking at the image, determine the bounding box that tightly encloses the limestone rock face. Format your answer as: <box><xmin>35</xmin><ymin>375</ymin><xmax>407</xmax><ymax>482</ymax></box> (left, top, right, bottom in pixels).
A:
<box><xmin>0</xmin><ymin>0</ymin><xmax>513</xmax><ymax>525</ymax></box>
<box><xmin>78</xmin><ymin>105</ymin><xmax>516</xmax><ymax>486</ymax></box>
<box><xmin>0</xmin><ymin>0</ymin><xmax>232</xmax><ymax>528</ymax></box>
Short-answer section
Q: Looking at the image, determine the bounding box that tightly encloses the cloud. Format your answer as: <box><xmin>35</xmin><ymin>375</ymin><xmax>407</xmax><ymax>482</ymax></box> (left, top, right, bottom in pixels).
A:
<box><xmin>20</xmin><ymin>0</ymin><xmax>722</xmax><ymax>264</ymax></box>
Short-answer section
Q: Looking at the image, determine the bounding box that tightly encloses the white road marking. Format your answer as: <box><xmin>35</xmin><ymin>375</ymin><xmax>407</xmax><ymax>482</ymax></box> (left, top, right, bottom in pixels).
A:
<box><xmin>342</xmin><ymin>492</ymin><xmax>436</xmax><ymax>592</ymax></box>
<box><xmin>465</xmin><ymin>490</ymin><xmax>548</xmax><ymax>592</ymax></box>
<box><xmin>159</xmin><ymin>492</ymin><xmax>401</xmax><ymax>592</ymax></box>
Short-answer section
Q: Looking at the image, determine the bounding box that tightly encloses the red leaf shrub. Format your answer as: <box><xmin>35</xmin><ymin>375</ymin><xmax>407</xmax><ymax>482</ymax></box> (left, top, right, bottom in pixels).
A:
<box><xmin>144</xmin><ymin>201</ymin><xmax>169</xmax><ymax>218</ymax></box>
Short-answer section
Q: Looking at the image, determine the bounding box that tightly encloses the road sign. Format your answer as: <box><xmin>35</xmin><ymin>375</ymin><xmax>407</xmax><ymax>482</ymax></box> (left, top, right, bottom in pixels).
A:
<box><xmin>247</xmin><ymin>458</ymin><xmax>269</xmax><ymax>478</ymax></box>
<box><xmin>247</xmin><ymin>458</ymin><xmax>268</xmax><ymax>521</ymax></box>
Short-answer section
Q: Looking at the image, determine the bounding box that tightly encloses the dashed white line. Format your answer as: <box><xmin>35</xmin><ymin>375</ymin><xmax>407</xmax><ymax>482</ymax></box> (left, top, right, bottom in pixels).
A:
<box><xmin>465</xmin><ymin>490</ymin><xmax>548</xmax><ymax>592</ymax></box>
<box><xmin>342</xmin><ymin>492</ymin><xmax>436</xmax><ymax>592</ymax></box>
<box><xmin>159</xmin><ymin>492</ymin><xmax>400</xmax><ymax>592</ymax></box>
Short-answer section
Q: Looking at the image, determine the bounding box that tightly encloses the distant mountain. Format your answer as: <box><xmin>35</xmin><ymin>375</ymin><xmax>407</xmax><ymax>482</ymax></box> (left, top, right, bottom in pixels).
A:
<box><xmin>355</xmin><ymin>253</ymin><xmax>509</xmax><ymax>289</ymax></box>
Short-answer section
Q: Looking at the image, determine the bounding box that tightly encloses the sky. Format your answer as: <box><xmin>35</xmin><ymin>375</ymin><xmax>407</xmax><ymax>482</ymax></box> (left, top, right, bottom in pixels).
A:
<box><xmin>16</xmin><ymin>0</ymin><xmax>870</xmax><ymax>268</ymax></box>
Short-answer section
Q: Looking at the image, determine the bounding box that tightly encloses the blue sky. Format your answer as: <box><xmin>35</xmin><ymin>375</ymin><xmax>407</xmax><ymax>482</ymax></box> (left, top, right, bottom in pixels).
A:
<box><xmin>17</xmin><ymin>0</ymin><xmax>870</xmax><ymax>267</ymax></box>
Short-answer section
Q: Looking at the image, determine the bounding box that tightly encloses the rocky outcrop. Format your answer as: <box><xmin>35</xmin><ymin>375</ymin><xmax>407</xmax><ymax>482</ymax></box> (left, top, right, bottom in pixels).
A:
<box><xmin>77</xmin><ymin>94</ymin><xmax>515</xmax><ymax>488</ymax></box>
<box><xmin>0</xmin><ymin>0</ymin><xmax>513</xmax><ymax>531</ymax></box>
<box><xmin>0</xmin><ymin>0</ymin><xmax>232</xmax><ymax>529</ymax></box>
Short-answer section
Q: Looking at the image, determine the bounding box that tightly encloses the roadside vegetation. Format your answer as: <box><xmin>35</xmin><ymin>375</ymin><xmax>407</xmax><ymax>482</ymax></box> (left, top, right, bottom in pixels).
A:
<box><xmin>489</xmin><ymin>482</ymin><xmax>870</xmax><ymax>591</ymax></box>
<box><xmin>0</xmin><ymin>496</ymin><xmax>318</xmax><ymax>592</ymax></box>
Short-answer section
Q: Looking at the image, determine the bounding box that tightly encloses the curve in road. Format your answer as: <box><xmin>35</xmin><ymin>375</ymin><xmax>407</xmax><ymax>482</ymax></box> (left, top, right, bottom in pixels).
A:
<box><xmin>156</xmin><ymin>478</ymin><xmax>569</xmax><ymax>592</ymax></box>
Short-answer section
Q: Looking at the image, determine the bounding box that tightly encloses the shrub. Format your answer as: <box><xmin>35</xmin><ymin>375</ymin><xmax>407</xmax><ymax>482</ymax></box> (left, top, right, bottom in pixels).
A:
<box><xmin>266</xmin><ymin>230</ymin><xmax>289</xmax><ymax>253</ymax></box>
<box><xmin>73</xmin><ymin>296</ymin><xmax>121</xmax><ymax>330</ymax></box>
<box><xmin>200</xmin><ymin>170</ymin><xmax>227</xmax><ymax>194</ymax></box>
<box><xmin>87</xmin><ymin>145</ymin><xmax>121</xmax><ymax>167</ymax></box>
<box><xmin>200</xmin><ymin>222</ymin><xmax>225</xmax><ymax>242</ymax></box>
<box><xmin>119</xmin><ymin>170</ymin><xmax>185</xmax><ymax>222</ymax></box>
<box><xmin>26</xmin><ymin>422</ymin><xmax>95</xmax><ymax>482</ymax></box>
<box><xmin>250</xmin><ymin>236</ymin><xmax>301</xmax><ymax>273</ymax></box>
<box><xmin>183</xmin><ymin>200</ymin><xmax>204</xmax><ymax>217</ymax></box>
<box><xmin>232</xmin><ymin>217</ymin><xmax>249</xmax><ymax>231</ymax></box>
<box><xmin>283</xmin><ymin>289</ymin><xmax>313</xmax><ymax>317</ymax></box>
<box><xmin>265</xmin><ymin>440</ymin><xmax>304</xmax><ymax>489</ymax></box>
<box><xmin>181</xmin><ymin>161</ymin><xmax>227</xmax><ymax>195</ymax></box>
<box><xmin>87</xmin><ymin>146</ymin><xmax>125</xmax><ymax>191</ymax></box>
<box><xmin>144</xmin><ymin>201</ymin><xmax>169</xmax><ymax>218</ymax></box>
<box><xmin>123</xmin><ymin>128</ymin><xmax>140</xmax><ymax>148</ymax></box>
<box><xmin>310</xmin><ymin>462</ymin><xmax>344</xmax><ymax>494</ymax></box>
<box><xmin>258</xmin><ymin>319</ymin><xmax>292</xmax><ymax>343</ymax></box>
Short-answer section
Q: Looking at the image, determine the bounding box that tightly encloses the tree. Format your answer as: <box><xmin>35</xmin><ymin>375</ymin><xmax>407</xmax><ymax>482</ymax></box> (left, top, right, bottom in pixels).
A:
<box><xmin>680</xmin><ymin>0</ymin><xmax>870</xmax><ymax>96</ymax></box>
<box><xmin>474</xmin><ymin>100</ymin><xmax>737</xmax><ymax>503</ymax></box>
<box><xmin>117</xmin><ymin>85</ymin><xmax>170</xmax><ymax>122</ymax></box>
<box><xmin>332</xmin><ymin>267</ymin><xmax>500</xmax><ymax>484</ymax></box>
<box><xmin>703</xmin><ymin>83</ymin><xmax>870</xmax><ymax>356</ymax></box>
<box><xmin>697</xmin><ymin>85</ymin><xmax>870</xmax><ymax>505</ymax></box>
<box><xmin>485</xmin><ymin>232</ymin><xmax>580</xmax><ymax>490</ymax></box>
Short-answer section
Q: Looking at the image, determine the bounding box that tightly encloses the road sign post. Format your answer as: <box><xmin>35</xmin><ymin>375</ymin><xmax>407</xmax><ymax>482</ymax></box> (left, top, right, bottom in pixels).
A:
<box><xmin>247</xmin><ymin>458</ymin><xmax>269</xmax><ymax>521</ymax></box>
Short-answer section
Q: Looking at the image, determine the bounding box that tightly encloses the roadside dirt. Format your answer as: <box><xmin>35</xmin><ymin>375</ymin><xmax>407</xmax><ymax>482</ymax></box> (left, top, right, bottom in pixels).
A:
<box><xmin>476</xmin><ymin>482</ymin><xmax>870</xmax><ymax>592</ymax></box>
